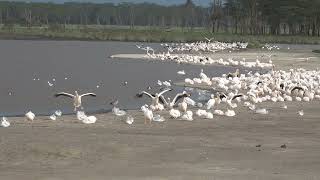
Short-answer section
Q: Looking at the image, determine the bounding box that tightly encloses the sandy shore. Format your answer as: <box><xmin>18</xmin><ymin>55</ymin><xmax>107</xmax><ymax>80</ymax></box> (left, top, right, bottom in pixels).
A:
<box><xmin>1</xmin><ymin>49</ymin><xmax>320</xmax><ymax>180</ymax></box>
<box><xmin>112</xmin><ymin>48</ymin><xmax>320</xmax><ymax>70</ymax></box>
<box><xmin>1</xmin><ymin>101</ymin><xmax>320</xmax><ymax>180</ymax></box>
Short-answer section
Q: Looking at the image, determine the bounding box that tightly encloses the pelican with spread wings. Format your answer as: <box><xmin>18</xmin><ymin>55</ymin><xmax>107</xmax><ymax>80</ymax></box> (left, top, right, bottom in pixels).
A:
<box><xmin>136</xmin><ymin>88</ymin><xmax>172</xmax><ymax>110</ymax></box>
<box><xmin>54</xmin><ymin>91</ymin><xmax>97</xmax><ymax>111</ymax></box>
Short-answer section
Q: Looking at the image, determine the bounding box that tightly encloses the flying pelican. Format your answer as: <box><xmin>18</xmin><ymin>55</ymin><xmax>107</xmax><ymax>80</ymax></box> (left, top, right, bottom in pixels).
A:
<box><xmin>136</xmin><ymin>88</ymin><xmax>172</xmax><ymax>109</ymax></box>
<box><xmin>159</xmin><ymin>91</ymin><xmax>191</xmax><ymax>109</ymax></box>
<box><xmin>204</xmin><ymin>37</ymin><xmax>214</xmax><ymax>43</ymax></box>
<box><xmin>54</xmin><ymin>91</ymin><xmax>97</xmax><ymax>111</ymax></box>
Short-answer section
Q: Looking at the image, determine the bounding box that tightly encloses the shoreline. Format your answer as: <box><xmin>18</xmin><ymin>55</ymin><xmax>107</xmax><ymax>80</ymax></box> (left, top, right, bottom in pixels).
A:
<box><xmin>1</xmin><ymin>30</ymin><xmax>320</xmax><ymax>45</ymax></box>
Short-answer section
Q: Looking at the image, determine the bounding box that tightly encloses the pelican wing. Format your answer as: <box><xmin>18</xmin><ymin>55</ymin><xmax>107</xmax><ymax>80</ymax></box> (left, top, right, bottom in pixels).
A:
<box><xmin>158</xmin><ymin>95</ymin><xmax>168</xmax><ymax>105</ymax></box>
<box><xmin>232</xmin><ymin>94</ymin><xmax>243</xmax><ymax>100</ymax></box>
<box><xmin>291</xmin><ymin>86</ymin><xmax>304</xmax><ymax>93</ymax></box>
<box><xmin>54</xmin><ymin>92</ymin><xmax>75</xmax><ymax>98</ymax></box>
<box><xmin>136</xmin><ymin>91</ymin><xmax>155</xmax><ymax>99</ymax></box>
<box><xmin>172</xmin><ymin>93</ymin><xmax>190</xmax><ymax>104</ymax></box>
<box><xmin>217</xmin><ymin>92</ymin><xmax>227</xmax><ymax>100</ymax></box>
<box><xmin>80</xmin><ymin>93</ymin><xmax>97</xmax><ymax>97</ymax></box>
<box><xmin>184</xmin><ymin>97</ymin><xmax>196</xmax><ymax>106</ymax></box>
<box><xmin>158</xmin><ymin>88</ymin><xmax>172</xmax><ymax>97</ymax></box>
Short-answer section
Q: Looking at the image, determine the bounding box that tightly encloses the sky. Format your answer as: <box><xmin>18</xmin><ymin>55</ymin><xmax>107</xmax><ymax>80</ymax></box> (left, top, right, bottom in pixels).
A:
<box><xmin>1</xmin><ymin>0</ymin><xmax>212</xmax><ymax>6</ymax></box>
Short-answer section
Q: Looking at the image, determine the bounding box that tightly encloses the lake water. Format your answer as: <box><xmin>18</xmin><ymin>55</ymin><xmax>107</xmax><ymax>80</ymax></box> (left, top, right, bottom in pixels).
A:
<box><xmin>0</xmin><ymin>40</ymin><xmax>242</xmax><ymax>116</ymax></box>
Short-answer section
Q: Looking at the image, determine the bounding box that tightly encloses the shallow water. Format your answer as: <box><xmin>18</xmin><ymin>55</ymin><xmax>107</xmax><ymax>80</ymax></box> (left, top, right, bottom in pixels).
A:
<box><xmin>0</xmin><ymin>40</ymin><xmax>242</xmax><ymax>116</ymax></box>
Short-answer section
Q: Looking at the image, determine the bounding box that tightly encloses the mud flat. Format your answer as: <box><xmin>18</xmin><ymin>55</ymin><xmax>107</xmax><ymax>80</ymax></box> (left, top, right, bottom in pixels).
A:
<box><xmin>1</xmin><ymin>100</ymin><xmax>320</xmax><ymax>180</ymax></box>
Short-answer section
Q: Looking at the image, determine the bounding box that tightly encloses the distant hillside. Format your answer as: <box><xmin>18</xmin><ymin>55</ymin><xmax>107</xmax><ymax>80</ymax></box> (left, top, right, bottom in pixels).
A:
<box><xmin>6</xmin><ymin>0</ymin><xmax>211</xmax><ymax>6</ymax></box>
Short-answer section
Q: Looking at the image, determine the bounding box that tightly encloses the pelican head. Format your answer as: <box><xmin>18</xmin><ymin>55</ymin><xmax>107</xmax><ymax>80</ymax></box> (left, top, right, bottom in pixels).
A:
<box><xmin>75</xmin><ymin>91</ymin><xmax>79</xmax><ymax>96</ymax></box>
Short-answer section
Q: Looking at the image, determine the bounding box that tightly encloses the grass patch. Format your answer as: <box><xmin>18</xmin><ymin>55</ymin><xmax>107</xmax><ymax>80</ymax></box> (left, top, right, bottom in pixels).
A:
<box><xmin>1</xmin><ymin>25</ymin><xmax>320</xmax><ymax>46</ymax></box>
<box><xmin>312</xmin><ymin>50</ymin><xmax>320</xmax><ymax>53</ymax></box>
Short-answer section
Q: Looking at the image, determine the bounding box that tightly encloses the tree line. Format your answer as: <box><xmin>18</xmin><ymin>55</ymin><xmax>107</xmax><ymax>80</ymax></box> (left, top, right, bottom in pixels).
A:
<box><xmin>0</xmin><ymin>0</ymin><xmax>319</xmax><ymax>36</ymax></box>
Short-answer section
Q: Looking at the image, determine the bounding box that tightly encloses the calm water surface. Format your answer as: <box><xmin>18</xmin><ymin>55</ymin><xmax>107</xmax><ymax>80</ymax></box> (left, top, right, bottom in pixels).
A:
<box><xmin>0</xmin><ymin>40</ymin><xmax>251</xmax><ymax>116</ymax></box>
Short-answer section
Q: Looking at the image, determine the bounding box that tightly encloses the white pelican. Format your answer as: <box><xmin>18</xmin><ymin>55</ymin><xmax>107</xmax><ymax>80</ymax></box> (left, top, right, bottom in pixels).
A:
<box><xmin>213</xmin><ymin>110</ymin><xmax>224</xmax><ymax>116</ymax></box>
<box><xmin>141</xmin><ymin>105</ymin><xmax>153</xmax><ymax>124</ymax></box>
<box><xmin>25</xmin><ymin>111</ymin><xmax>35</xmax><ymax>121</ymax></box>
<box><xmin>136</xmin><ymin>88</ymin><xmax>172</xmax><ymax>109</ymax></box>
<box><xmin>205</xmin><ymin>112</ymin><xmax>214</xmax><ymax>119</ymax></box>
<box><xmin>153</xmin><ymin>115</ymin><xmax>165</xmax><ymax>122</ymax></box>
<box><xmin>112</xmin><ymin>107</ymin><xmax>127</xmax><ymax>116</ymax></box>
<box><xmin>281</xmin><ymin>104</ymin><xmax>288</xmax><ymax>109</ymax></box>
<box><xmin>1</xmin><ymin>117</ymin><xmax>10</xmax><ymax>127</ymax></box>
<box><xmin>54</xmin><ymin>91</ymin><xmax>97</xmax><ymax>111</ymax></box>
<box><xmin>181</xmin><ymin>110</ymin><xmax>193</xmax><ymax>121</ymax></box>
<box><xmin>196</xmin><ymin>109</ymin><xmax>207</xmax><ymax>117</ymax></box>
<box><xmin>82</xmin><ymin>116</ymin><xmax>97</xmax><ymax>124</ymax></box>
<box><xmin>49</xmin><ymin>114</ymin><xmax>57</xmax><ymax>121</ymax></box>
<box><xmin>55</xmin><ymin>110</ymin><xmax>62</xmax><ymax>117</ymax></box>
<box><xmin>170</xmin><ymin>109</ymin><xmax>181</xmax><ymax>119</ymax></box>
<box><xmin>125</xmin><ymin>115</ymin><xmax>134</xmax><ymax>125</ymax></box>
<box><xmin>159</xmin><ymin>91</ymin><xmax>191</xmax><ymax>109</ymax></box>
<box><xmin>298</xmin><ymin>110</ymin><xmax>304</xmax><ymax>116</ymax></box>
<box><xmin>177</xmin><ymin>70</ymin><xmax>186</xmax><ymax>75</ymax></box>
<box><xmin>227</xmin><ymin>69</ymin><xmax>240</xmax><ymax>79</ymax></box>
<box><xmin>225</xmin><ymin>109</ymin><xmax>236</xmax><ymax>117</ymax></box>
<box><xmin>206</xmin><ymin>94</ymin><xmax>216</xmax><ymax>110</ymax></box>
<box><xmin>255</xmin><ymin>109</ymin><xmax>269</xmax><ymax>115</ymax></box>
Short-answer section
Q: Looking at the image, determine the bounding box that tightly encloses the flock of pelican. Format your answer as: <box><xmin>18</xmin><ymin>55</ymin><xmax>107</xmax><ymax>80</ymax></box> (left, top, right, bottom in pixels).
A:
<box><xmin>160</xmin><ymin>38</ymin><xmax>248</xmax><ymax>53</ymax></box>
<box><xmin>136</xmin><ymin>39</ymin><xmax>273</xmax><ymax>69</ymax></box>
<box><xmin>0</xmin><ymin>38</ymin><xmax>318</xmax><ymax>127</ymax></box>
<box><xmin>131</xmin><ymin>64</ymin><xmax>320</xmax><ymax>124</ymax></box>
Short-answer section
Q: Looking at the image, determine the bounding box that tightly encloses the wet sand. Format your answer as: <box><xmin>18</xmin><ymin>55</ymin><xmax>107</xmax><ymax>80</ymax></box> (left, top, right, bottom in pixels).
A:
<box><xmin>1</xmin><ymin>48</ymin><xmax>320</xmax><ymax>179</ymax></box>
<box><xmin>1</xmin><ymin>101</ymin><xmax>320</xmax><ymax>180</ymax></box>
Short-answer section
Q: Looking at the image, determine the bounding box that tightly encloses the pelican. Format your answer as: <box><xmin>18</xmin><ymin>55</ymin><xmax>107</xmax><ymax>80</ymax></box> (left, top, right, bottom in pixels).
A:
<box><xmin>298</xmin><ymin>110</ymin><xmax>304</xmax><ymax>116</ymax></box>
<box><xmin>169</xmin><ymin>109</ymin><xmax>181</xmax><ymax>119</ymax></box>
<box><xmin>49</xmin><ymin>114</ymin><xmax>57</xmax><ymax>121</ymax></box>
<box><xmin>25</xmin><ymin>111</ymin><xmax>35</xmax><ymax>121</ymax></box>
<box><xmin>125</xmin><ymin>115</ymin><xmax>134</xmax><ymax>125</ymax></box>
<box><xmin>177</xmin><ymin>70</ymin><xmax>186</xmax><ymax>75</ymax></box>
<box><xmin>205</xmin><ymin>112</ymin><xmax>214</xmax><ymax>119</ymax></box>
<box><xmin>136</xmin><ymin>88</ymin><xmax>172</xmax><ymax>109</ymax></box>
<box><xmin>141</xmin><ymin>105</ymin><xmax>153</xmax><ymax>124</ymax></box>
<box><xmin>225</xmin><ymin>109</ymin><xmax>236</xmax><ymax>117</ymax></box>
<box><xmin>213</xmin><ymin>109</ymin><xmax>224</xmax><ymax>116</ymax></box>
<box><xmin>181</xmin><ymin>110</ymin><xmax>193</xmax><ymax>121</ymax></box>
<box><xmin>54</xmin><ymin>91</ymin><xmax>97</xmax><ymax>111</ymax></box>
<box><xmin>1</xmin><ymin>117</ymin><xmax>10</xmax><ymax>127</ymax></box>
<box><xmin>159</xmin><ymin>91</ymin><xmax>191</xmax><ymax>109</ymax></box>
<box><xmin>255</xmin><ymin>109</ymin><xmax>269</xmax><ymax>115</ymax></box>
<box><xmin>227</xmin><ymin>69</ymin><xmax>240</xmax><ymax>79</ymax></box>
<box><xmin>206</xmin><ymin>94</ymin><xmax>216</xmax><ymax>110</ymax></box>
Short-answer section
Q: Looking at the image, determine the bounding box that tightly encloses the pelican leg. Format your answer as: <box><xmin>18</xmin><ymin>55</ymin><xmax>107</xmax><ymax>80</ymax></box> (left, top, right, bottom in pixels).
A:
<box><xmin>144</xmin><ymin>117</ymin><xmax>147</xmax><ymax>124</ymax></box>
